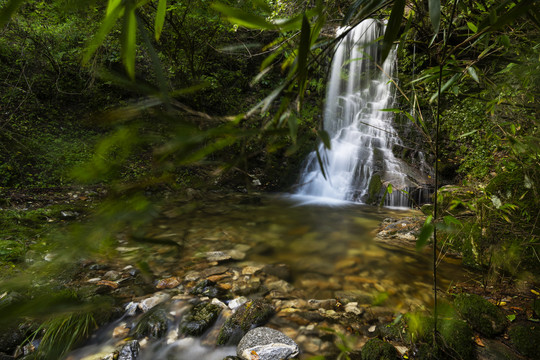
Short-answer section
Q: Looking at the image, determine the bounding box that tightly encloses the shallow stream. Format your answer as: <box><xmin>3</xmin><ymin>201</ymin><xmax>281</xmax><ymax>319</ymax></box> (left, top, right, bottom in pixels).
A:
<box><xmin>69</xmin><ymin>193</ymin><xmax>467</xmax><ymax>359</ymax></box>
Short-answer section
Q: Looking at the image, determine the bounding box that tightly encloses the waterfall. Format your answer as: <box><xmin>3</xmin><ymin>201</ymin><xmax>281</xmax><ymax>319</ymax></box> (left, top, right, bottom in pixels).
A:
<box><xmin>295</xmin><ymin>19</ymin><xmax>415</xmax><ymax>207</ymax></box>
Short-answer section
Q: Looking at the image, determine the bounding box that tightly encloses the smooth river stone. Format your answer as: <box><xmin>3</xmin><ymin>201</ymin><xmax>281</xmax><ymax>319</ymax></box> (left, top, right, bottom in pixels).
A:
<box><xmin>237</xmin><ymin>327</ymin><xmax>299</xmax><ymax>360</ymax></box>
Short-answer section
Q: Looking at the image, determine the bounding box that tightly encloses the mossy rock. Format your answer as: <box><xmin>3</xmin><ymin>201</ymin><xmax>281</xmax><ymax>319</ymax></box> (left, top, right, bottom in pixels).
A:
<box><xmin>179</xmin><ymin>302</ymin><xmax>221</xmax><ymax>336</ymax></box>
<box><xmin>454</xmin><ymin>293</ymin><xmax>508</xmax><ymax>337</ymax></box>
<box><xmin>217</xmin><ymin>299</ymin><xmax>274</xmax><ymax>345</ymax></box>
<box><xmin>509</xmin><ymin>323</ymin><xmax>540</xmax><ymax>358</ymax></box>
<box><xmin>438</xmin><ymin>318</ymin><xmax>475</xmax><ymax>360</ymax></box>
<box><xmin>361</xmin><ymin>338</ymin><xmax>399</xmax><ymax>360</ymax></box>
<box><xmin>132</xmin><ymin>307</ymin><xmax>170</xmax><ymax>339</ymax></box>
<box><xmin>366</xmin><ymin>174</ymin><xmax>383</xmax><ymax>205</ymax></box>
<box><xmin>404</xmin><ymin>313</ymin><xmax>475</xmax><ymax>360</ymax></box>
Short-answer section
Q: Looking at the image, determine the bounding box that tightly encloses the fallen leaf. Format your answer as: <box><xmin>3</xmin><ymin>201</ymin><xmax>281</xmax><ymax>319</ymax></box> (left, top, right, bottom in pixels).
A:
<box><xmin>156</xmin><ymin>277</ymin><xmax>181</xmax><ymax>289</ymax></box>
<box><xmin>96</xmin><ymin>280</ymin><xmax>119</xmax><ymax>289</ymax></box>
<box><xmin>474</xmin><ymin>335</ymin><xmax>485</xmax><ymax>347</ymax></box>
<box><xmin>531</xmin><ymin>289</ymin><xmax>540</xmax><ymax>296</ymax></box>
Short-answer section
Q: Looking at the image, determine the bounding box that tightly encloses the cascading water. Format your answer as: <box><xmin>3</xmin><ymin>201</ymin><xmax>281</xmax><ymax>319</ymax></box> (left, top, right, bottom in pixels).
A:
<box><xmin>295</xmin><ymin>19</ymin><xmax>417</xmax><ymax>207</ymax></box>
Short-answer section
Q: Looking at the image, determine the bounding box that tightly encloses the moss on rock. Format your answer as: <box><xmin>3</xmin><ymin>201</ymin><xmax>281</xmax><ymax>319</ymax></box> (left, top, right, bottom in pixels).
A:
<box><xmin>361</xmin><ymin>338</ymin><xmax>398</xmax><ymax>360</ymax></box>
<box><xmin>509</xmin><ymin>323</ymin><xmax>540</xmax><ymax>358</ymax></box>
<box><xmin>179</xmin><ymin>302</ymin><xmax>221</xmax><ymax>336</ymax></box>
<box><xmin>132</xmin><ymin>307</ymin><xmax>170</xmax><ymax>339</ymax></box>
<box><xmin>454</xmin><ymin>293</ymin><xmax>508</xmax><ymax>337</ymax></box>
<box><xmin>217</xmin><ymin>299</ymin><xmax>274</xmax><ymax>345</ymax></box>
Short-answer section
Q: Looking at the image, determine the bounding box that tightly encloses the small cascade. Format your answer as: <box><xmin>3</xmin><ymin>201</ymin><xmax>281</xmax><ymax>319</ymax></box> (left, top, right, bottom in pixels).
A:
<box><xmin>295</xmin><ymin>19</ymin><xmax>427</xmax><ymax>207</ymax></box>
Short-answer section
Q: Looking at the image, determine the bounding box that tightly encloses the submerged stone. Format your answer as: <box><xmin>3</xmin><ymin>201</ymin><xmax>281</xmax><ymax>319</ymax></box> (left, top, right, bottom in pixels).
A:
<box><xmin>236</xmin><ymin>327</ymin><xmax>299</xmax><ymax>360</ymax></box>
<box><xmin>217</xmin><ymin>299</ymin><xmax>275</xmax><ymax>345</ymax></box>
<box><xmin>454</xmin><ymin>293</ymin><xmax>508</xmax><ymax>337</ymax></box>
<box><xmin>118</xmin><ymin>340</ymin><xmax>140</xmax><ymax>360</ymax></box>
<box><xmin>190</xmin><ymin>279</ymin><xmax>222</xmax><ymax>298</ymax></box>
<box><xmin>132</xmin><ymin>307</ymin><xmax>170</xmax><ymax>339</ymax></box>
<box><xmin>179</xmin><ymin>302</ymin><xmax>222</xmax><ymax>336</ymax></box>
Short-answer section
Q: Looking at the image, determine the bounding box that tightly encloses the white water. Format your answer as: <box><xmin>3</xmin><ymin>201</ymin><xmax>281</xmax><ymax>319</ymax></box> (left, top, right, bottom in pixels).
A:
<box><xmin>295</xmin><ymin>19</ymin><xmax>411</xmax><ymax>207</ymax></box>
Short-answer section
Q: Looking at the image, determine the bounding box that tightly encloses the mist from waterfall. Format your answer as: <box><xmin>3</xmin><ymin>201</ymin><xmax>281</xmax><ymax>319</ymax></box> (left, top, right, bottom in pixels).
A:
<box><xmin>295</xmin><ymin>19</ymin><xmax>412</xmax><ymax>207</ymax></box>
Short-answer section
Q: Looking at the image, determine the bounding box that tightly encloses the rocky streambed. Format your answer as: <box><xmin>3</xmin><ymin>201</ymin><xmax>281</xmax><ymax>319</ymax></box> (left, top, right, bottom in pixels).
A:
<box><xmin>2</xmin><ymin>193</ymin><xmax>538</xmax><ymax>359</ymax></box>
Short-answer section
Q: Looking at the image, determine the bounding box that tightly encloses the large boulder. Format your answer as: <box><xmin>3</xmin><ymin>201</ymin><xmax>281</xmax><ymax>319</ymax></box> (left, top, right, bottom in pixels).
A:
<box><xmin>236</xmin><ymin>327</ymin><xmax>299</xmax><ymax>360</ymax></box>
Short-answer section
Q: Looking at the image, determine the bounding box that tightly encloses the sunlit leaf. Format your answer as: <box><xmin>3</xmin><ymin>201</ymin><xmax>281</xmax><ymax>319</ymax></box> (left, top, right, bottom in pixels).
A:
<box><xmin>155</xmin><ymin>0</ymin><xmax>167</xmax><ymax>41</ymax></box>
<box><xmin>466</xmin><ymin>22</ymin><xmax>478</xmax><ymax>33</ymax></box>
<box><xmin>0</xmin><ymin>0</ymin><xmax>25</xmax><ymax>28</ymax></box>
<box><xmin>381</xmin><ymin>0</ymin><xmax>405</xmax><ymax>62</ymax></box>
<box><xmin>212</xmin><ymin>2</ymin><xmax>274</xmax><ymax>29</ymax></box>
<box><xmin>416</xmin><ymin>215</ymin><xmax>434</xmax><ymax>250</ymax></box>
<box><xmin>467</xmin><ymin>66</ymin><xmax>479</xmax><ymax>83</ymax></box>
<box><xmin>428</xmin><ymin>0</ymin><xmax>441</xmax><ymax>34</ymax></box>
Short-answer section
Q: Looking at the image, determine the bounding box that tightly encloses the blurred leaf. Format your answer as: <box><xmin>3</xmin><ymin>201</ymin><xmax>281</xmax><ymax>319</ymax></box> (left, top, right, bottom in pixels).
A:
<box><xmin>212</xmin><ymin>2</ymin><xmax>274</xmax><ymax>29</ymax></box>
<box><xmin>288</xmin><ymin>113</ymin><xmax>298</xmax><ymax>143</ymax></box>
<box><xmin>155</xmin><ymin>0</ymin><xmax>167</xmax><ymax>41</ymax></box>
<box><xmin>429</xmin><ymin>0</ymin><xmax>441</xmax><ymax>34</ymax></box>
<box><xmin>297</xmin><ymin>15</ymin><xmax>311</xmax><ymax>105</ymax></box>
<box><xmin>0</xmin><ymin>0</ymin><xmax>24</xmax><ymax>28</ymax></box>
<box><xmin>443</xmin><ymin>215</ymin><xmax>462</xmax><ymax>227</ymax></box>
<box><xmin>387</xmin><ymin>183</ymin><xmax>393</xmax><ymax>194</ymax></box>
<box><xmin>381</xmin><ymin>0</ymin><xmax>405</xmax><ymax>62</ymax></box>
<box><xmin>318</xmin><ymin>129</ymin><xmax>331</xmax><ymax>149</ymax></box>
<box><xmin>121</xmin><ymin>2</ymin><xmax>137</xmax><ymax>80</ymax></box>
<box><xmin>416</xmin><ymin>215</ymin><xmax>434</xmax><ymax>250</ymax></box>
<box><xmin>507</xmin><ymin>314</ymin><xmax>516</xmax><ymax>322</ymax></box>
<box><xmin>315</xmin><ymin>148</ymin><xmax>327</xmax><ymax>180</ymax></box>
<box><xmin>342</xmin><ymin>0</ymin><xmax>386</xmax><ymax>25</ymax></box>
<box><xmin>83</xmin><ymin>2</ymin><xmax>123</xmax><ymax>65</ymax></box>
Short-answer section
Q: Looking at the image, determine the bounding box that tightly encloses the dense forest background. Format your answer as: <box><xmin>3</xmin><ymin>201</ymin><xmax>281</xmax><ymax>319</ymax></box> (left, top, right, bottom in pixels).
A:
<box><xmin>0</xmin><ymin>0</ymin><xmax>539</xmax><ymax>358</ymax></box>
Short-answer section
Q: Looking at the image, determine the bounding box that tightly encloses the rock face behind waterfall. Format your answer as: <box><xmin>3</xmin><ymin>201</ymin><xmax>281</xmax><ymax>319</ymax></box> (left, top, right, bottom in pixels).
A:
<box><xmin>295</xmin><ymin>19</ymin><xmax>432</xmax><ymax>206</ymax></box>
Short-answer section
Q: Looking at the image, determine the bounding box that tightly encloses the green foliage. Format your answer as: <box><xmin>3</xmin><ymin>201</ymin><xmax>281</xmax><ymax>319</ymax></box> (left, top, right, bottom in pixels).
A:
<box><xmin>31</xmin><ymin>311</ymin><xmax>97</xmax><ymax>359</ymax></box>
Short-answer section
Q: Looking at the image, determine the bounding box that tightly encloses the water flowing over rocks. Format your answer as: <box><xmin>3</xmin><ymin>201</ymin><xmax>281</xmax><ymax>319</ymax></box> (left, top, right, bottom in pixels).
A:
<box><xmin>236</xmin><ymin>327</ymin><xmax>300</xmax><ymax>360</ymax></box>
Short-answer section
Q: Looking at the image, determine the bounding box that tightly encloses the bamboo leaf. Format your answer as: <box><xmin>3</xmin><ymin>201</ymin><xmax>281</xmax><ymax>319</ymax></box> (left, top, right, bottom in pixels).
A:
<box><xmin>106</xmin><ymin>0</ymin><xmax>122</xmax><ymax>16</ymax></box>
<box><xmin>211</xmin><ymin>2</ymin><xmax>274</xmax><ymax>29</ymax></box>
<box><xmin>297</xmin><ymin>15</ymin><xmax>311</xmax><ymax>105</ymax></box>
<box><xmin>466</xmin><ymin>21</ymin><xmax>478</xmax><ymax>33</ymax></box>
<box><xmin>83</xmin><ymin>4</ymin><xmax>123</xmax><ymax>65</ymax></box>
<box><xmin>121</xmin><ymin>3</ymin><xmax>137</xmax><ymax>80</ymax></box>
<box><xmin>416</xmin><ymin>215</ymin><xmax>434</xmax><ymax>250</ymax></box>
<box><xmin>467</xmin><ymin>66</ymin><xmax>479</xmax><ymax>83</ymax></box>
<box><xmin>430</xmin><ymin>73</ymin><xmax>460</xmax><ymax>102</ymax></box>
<box><xmin>288</xmin><ymin>113</ymin><xmax>298</xmax><ymax>143</ymax></box>
<box><xmin>381</xmin><ymin>0</ymin><xmax>405</xmax><ymax>62</ymax></box>
<box><xmin>428</xmin><ymin>0</ymin><xmax>441</xmax><ymax>34</ymax></box>
<box><xmin>315</xmin><ymin>148</ymin><xmax>327</xmax><ymax>180</ymax></box>
<box><xmin>318</xmin><ymin>129</ymin><xmax>331</xmax><ymax>149</ymax></box>
<box><xmin>154</xmin><ymin>0</ymin><xmax>167</xmax><ymax>41</ymax></box>
<box><xmin>0</xmin><ymin>0</ymin><xmax>24</xmax><ymax>28</ymax></box>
